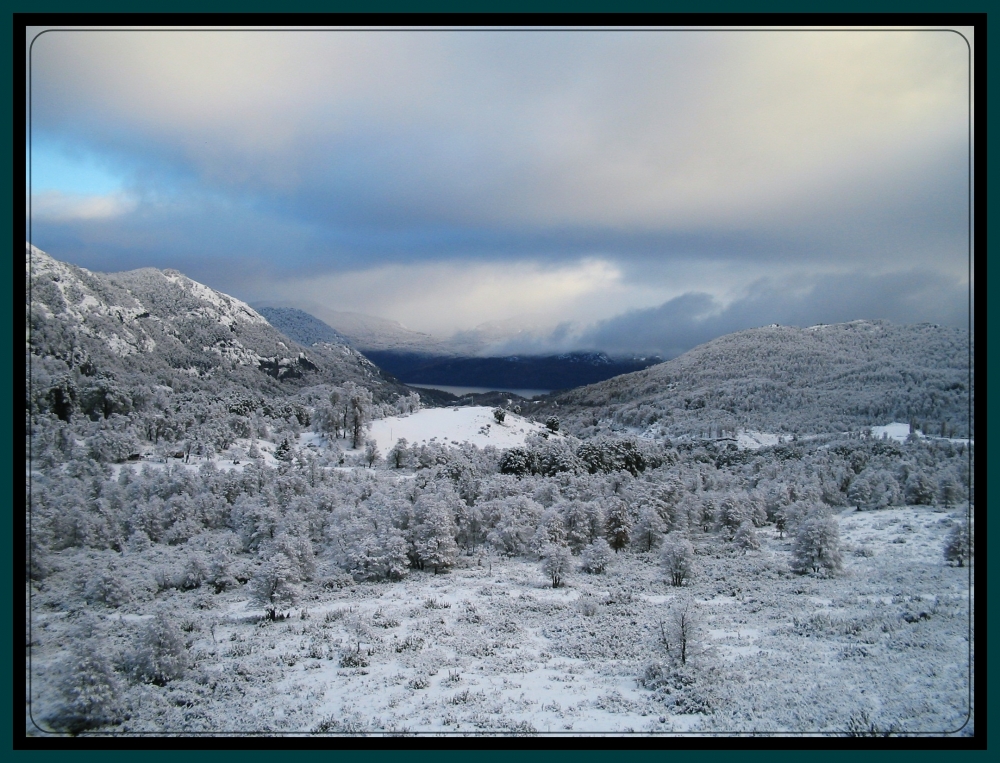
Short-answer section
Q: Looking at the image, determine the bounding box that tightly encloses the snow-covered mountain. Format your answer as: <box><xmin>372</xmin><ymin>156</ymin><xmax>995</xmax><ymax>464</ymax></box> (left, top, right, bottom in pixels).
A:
<box><xmin>538</xmin><ymin>320</ymin><xmax>973</xmax><ymax>438</ymax></box>
<box><xmin>26</xmin><ymin>244</ymin><xmax>408</xmax><ymax>407</ymax></box>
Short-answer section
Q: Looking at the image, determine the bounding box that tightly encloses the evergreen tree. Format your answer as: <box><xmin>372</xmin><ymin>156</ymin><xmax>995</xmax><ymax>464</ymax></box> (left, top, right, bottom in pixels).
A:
<box><xmin>944</xmin><ymin>519</ymin><xmax>973</xmax><ymax>567</ymax></box>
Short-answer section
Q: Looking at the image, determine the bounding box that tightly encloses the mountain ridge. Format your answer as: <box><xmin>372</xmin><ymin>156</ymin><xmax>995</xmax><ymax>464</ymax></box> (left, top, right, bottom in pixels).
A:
<box><xmin>26</xmin><ymin>244</ymin><xmax>410</xmax><ymax>414</ymax></box>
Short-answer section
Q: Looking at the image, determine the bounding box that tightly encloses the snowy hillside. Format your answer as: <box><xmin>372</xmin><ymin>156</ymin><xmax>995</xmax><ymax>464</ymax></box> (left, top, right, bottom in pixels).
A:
<box><xmin>540</xmin><ymin>320</ymin><xmax>973</xmax><ymax>439</ymax></box>
<box><xmin>26</xmin><ymin>244</ymin><xmax>410</xmax><ymax>410</ymax></box>
<box><xmin>26</xmin><ymin>245</ymin><xmax>974</xmax><ymax>738</ymax></box>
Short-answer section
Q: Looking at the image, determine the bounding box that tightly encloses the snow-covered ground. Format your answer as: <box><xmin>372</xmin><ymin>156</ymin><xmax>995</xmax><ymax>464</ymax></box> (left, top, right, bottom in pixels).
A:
<box><xmin>28</xmin><ymin>505</ymin><xmax>972</xmax><ymax>736</ymax></box>
<box><xmin>736</xmin><ymin>431</ymin><xmax>788</xmax><ymax>450</ymax></box>
<box><xmin>870</xmin><ymin>423</ymin><xmax>913</xmax><ymax>442</ymax></box>
<box><xmin>869</xmin><ymin>423</ymin><xmax>974</xmax><ymax>447</ymax></box>
<box><xmin>367</xmin><ymin>406</ymin><xmax>559</xmax><ymax>453</ymax></box>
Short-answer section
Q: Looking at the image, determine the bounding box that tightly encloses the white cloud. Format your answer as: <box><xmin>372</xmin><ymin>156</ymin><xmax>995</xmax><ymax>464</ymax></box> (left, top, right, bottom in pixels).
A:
<box><xmin>29</xmin><ymin>190</ymin><xmax>137</xmax><ymax>221</ymax></box>
<box><xmin>267</xmin><ymin>258</ymin><xmax>633</xmax><ymax>337</ymax></box>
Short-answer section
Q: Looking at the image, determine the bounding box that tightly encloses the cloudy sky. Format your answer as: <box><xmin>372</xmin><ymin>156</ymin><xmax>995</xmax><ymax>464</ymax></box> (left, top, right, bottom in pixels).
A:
<box><xmin>27</xmin><ymin>26</ymin><xmax>972</xmax><ymax>357</ymax></box>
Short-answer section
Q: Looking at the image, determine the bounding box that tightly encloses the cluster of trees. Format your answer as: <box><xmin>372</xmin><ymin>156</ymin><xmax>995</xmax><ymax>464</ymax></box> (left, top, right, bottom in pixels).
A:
<box><xmin>29</xmin><ymin>415</ymin><xmax>972</xmax><ymax>616</ymax></box>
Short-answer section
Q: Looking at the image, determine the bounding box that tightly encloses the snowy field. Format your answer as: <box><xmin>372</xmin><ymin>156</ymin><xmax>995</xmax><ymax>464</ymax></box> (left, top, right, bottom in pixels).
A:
<box><xmin>367</xmin><ymin>407</ymin><xmax>560</xmax><ymax>454</ymax></box>
<box><xmin>27</xmin><ymin>504</ymin><xmax>971</xmax><ymax>736</ymax></box>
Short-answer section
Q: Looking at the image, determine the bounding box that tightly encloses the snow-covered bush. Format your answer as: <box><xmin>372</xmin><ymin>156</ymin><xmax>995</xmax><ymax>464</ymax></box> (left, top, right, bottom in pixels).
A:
<box><xmin>50</xmin><ymin>644</ymin><xmax>120</xmax><ymax>733</ymax></box>
<box><xmin>83</xmin><ymin>563</ymin><xmax>136</xmax><ymax>608</ymax></box>
<box><xmin>125</xmin><ymin>611</ymin><xmax>189</xmax><ymax>685</ymax></box>
<box><xmin>580</xmin><ymin>538</ymin><xmax>613</xmax><ymax>574</ymax></box>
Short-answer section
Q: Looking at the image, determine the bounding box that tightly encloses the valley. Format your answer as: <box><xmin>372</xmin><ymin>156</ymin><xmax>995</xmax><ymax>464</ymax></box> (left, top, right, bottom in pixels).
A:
<box><xmin>25</xmin><ymin>246</ymin><xmax>974</xmax><ymax>737</ymax></box>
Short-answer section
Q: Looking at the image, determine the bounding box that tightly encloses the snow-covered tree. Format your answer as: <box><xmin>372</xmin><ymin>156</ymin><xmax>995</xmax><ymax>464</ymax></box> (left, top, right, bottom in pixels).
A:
<box><xmin>413</xmin><ymin>499</ymin><xmax>459</xmax><ymax>573</ymax></box>
<box><xmin>126</xmin><ymin>611</ymin><xmax>189</xmax><ymax>685</ymax></box>
<box><xmin>733</xmin><ymin>520</ymin><xmax>760</xmax><ymax>554</ymax></box>
<box><xmin>364</xmin><ymin>439</ymin><xmax>381</xmax><ymax>468</ymax></box>
<box><xmin>605</xmin><ymin>498</ymin><xmax>632</xmax><ymax>553</ymax></box>
<box><xmin>944</xmin><ymin>519</ymin><xmax>973</xmax><ymax>567</ymax></box>
<box><xmin>387</xmin><ymin>438</ymin><xmax>410</xmax><ymax>469</ymax></box>
<box><xmin>484</xmin><ymin>495</ymin><xmax>543</xmax><ymax>556</ymax></box>
<box><xmin>493</xmin><ymin>407</ymin><xmax>506</xmax><ymax>424</ymax></box>
<box><xmin>848</xmin><ymin>468</ymin><xmax>902</xmax><ymax>510</ymax></box>
<box><xmin>580</xmin><ymin>538</ymin><xmax>612</xmax><ymax>574</ymax></box>
<box><xmin>540</xmin><ymin>542</ymin><xmax>572</xmax><ymax>588</ymax></box>
<box><xmin>633</xmin><ymin>501</ymin><xmax>667</xmax><ymax>552</ymax></box>
<box><xmin>791</xmin><ymin>514</ymin><xmax>843</xmax><ymax>574</ymax></box>
<box><xmin>661</xmin><ymin>535</ymin><xmax>696</xmax><ymax>586</ymax></box>
<box><xmin>656</xmin><ymin>599</ymin><xmax>705</xmax><ymax>666</ymax></box>
<box><xmin>531</xmin><ymin>506</ymin><xmax>566</xmax><ymax>552</ymax></box>
<box><xmin>346</xmin><ymin>528</ymin><xmax>409</xmax><ymax>581</ymax></box>
<box><xmin>51</xmin><ymin>642</ymin><xmax>120</xmax><ymax>733</ymax></box>
<box><xmin>344</xmin><ymin>382</ymin><xmax>374</xmax><ymax>449</ymax></box>
<box><xmin>905</xmin><ymin>470</ymin><xmax>937</xmax><ymax>505</ymax></box>
<box><xmin>250</xmin><ymin>552</ymin><xmax>301</xmax><ymax>619</ymax></box>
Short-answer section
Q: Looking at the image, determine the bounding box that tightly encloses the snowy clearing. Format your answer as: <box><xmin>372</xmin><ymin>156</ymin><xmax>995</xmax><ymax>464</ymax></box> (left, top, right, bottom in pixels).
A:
<box><xmin>367</xmin><ymin>406</ymin><xmax>560</xmax><ymax>454</ymax></box>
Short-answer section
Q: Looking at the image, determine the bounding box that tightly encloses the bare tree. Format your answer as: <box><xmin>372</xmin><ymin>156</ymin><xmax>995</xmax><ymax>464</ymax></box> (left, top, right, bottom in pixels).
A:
<box><xmin>657</xmin><ymin>599</ymin><xmax>706</xmax><ymax>666</ymax></box>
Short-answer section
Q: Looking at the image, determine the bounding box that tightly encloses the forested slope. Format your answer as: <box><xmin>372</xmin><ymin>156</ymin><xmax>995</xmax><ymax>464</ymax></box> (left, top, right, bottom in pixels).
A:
<box><xmin>26</xmin><ymin>244</ymin><xmax>411</xmax><ymax>426</ymax></box>
<box><xmin>541</xmin><ymin>321</ymin><xmax>973</xmax><ymax>438</ymax></box>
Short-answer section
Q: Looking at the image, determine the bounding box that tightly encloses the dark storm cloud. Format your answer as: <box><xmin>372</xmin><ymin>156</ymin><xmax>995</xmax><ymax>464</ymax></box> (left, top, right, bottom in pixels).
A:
<box><xmin>27</xmin><ymin>28</ymin><xmax>972</xmax><ymax>340</ymax></box>
<box><xmin>574</xmin><ymin>270</ymin><xmax>970</xmax><ymax>358</ymax></box>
